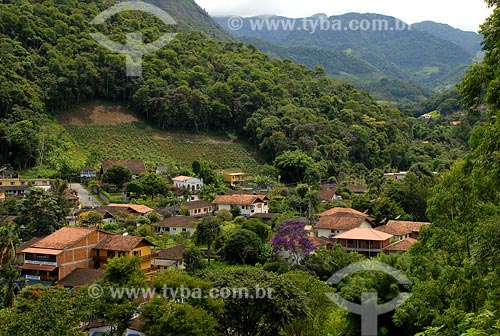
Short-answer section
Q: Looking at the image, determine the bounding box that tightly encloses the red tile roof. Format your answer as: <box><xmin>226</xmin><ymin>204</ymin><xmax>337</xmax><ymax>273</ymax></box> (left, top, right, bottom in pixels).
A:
<box><xmin>154</xmin><ymin>216</ymin><xmax>199</xmax><ymax>228</ymax></box>
<box><xmin>101</xmin><ymin>160</ymin><xmax>146</xmax><ymax>175</ymax></box>
<box><xmin>315</xmin><ymin>213</ymin><xmax>372</xmax><ymax>231</ymax></box>
<box><xmin>58</xmin><ymin>268</ymin><xmax>105</xmax><ymax>287</ymax></box>
<box><xmin>31</xmin><ymin>227</ymin><xmax>99</xmax><ymax>250</ymax></box>
<box><xmin>312</xmin><ymin>237</ymin><xmax>334</xmax><ymax>248</ymax></box>
<box><xmin>375</xmin><ymin>220</ymin><xmax>430</xmax><ymax>236</ymax></box>
<box><xmin>94</xmin><ymin>235</ymin><xmax>154</xmax><ymax>252</ymax></box>
<box><xmin>107</xmin><ymin>204</ymin><xmax>154</xmax><ymax>214</ymax></box>
<box><xmin>383</xmin><ymin>237</ymin><xmax>418</xmax><ymax>252</ymax></box>
<box><xmin>318</xmin><ymin>190</ymin><xmax>337</xmax><ymax>202</ymax></box>
<box><xmin>172</xmin><ymin>176</ymin><xmax>194</xmax><ymax>182</ymax></box>
<box><xmin>156</xmin><ymin>245</ymin><xmax>186</xmax><ymax>261</ymax></box>
<box><xmin>335</xmin><ymin>228</ymin><xmax>393</xmax><ymax>241</ymax></box>
<box><xmin>319</xmin><ymin>207</ymin><xmax>370</xmax><ymax>218</ymax></box>
<box><xmin>212</xmin><ymin>194</ymin><xmax>268</xmax><ymax>206</ymax></box>
<box><xmin>183</xmin><ymin>200</ymin><xmax>213</xmax><ymax>210</ymax></box>
<box><xmin>17</xmin><ymin>237</ymin><xmax>44</xmax><ymax>254</ymax></box>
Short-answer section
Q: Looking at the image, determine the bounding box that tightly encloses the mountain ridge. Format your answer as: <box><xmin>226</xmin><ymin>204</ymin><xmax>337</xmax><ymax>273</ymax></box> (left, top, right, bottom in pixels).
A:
<box><xmin>214</xmin><ymin>13</ymin><xmax>482</xmax><ymax>94</ymax></box>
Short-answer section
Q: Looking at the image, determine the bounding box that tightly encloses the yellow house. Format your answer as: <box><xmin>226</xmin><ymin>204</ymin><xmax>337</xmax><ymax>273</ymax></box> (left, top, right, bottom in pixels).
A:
<box><xmin>217</xmin><ymin>169</ymin><xmax>246</xmax><ymax>186</ymax></box>
<box><xmin>93</xmin><ymin>235</ymin><xmax>155</xmax><ymax>271</ymax></box>
<box><xmin>0</xmin><ymin>178</ymin><xmax>52</xmax><ymax>196</ymax></box>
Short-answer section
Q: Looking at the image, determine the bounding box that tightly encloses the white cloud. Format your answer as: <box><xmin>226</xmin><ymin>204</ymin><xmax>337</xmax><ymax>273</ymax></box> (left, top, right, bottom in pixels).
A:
<box><xmin>195</xmin><ymin>0</ymin><xmax>493</xmax><ymax>31</ymax></box>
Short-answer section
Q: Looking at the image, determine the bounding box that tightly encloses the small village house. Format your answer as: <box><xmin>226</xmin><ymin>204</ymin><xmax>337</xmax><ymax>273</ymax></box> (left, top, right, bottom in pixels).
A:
<box><xmin>334</xmin><ymin>228</ymin><xmax>393</xmax><ymax>257</ymax></box>
<box><xmin>153</xmin><ymin>216</ymin><xmax>199</xmax><ymax>236</ymax></box>
<box><xmin>80</xmin><ymin>167</ymin><xmax>97</xmax><ymax>179</ymax></box>
<box><xmin>384</xmin><ymin>172</ymin><xmax>407</xmax><ymax>181</ymax></box>
<box><xmin>96</xmin><ymin>204</ymin><xmax>155</xmax><ymax>223</ymax></box>
<box><xmin>172</xmin><ymin>175</ymin><xmax>203</xmax><ymax>192</ymax></box>
<box><xmin>93</xmin><ymin>235</ymin><xmax>155</xmax><ymax>271</ymax></box>
<box><xmin>100</xmin><ymin>160</ymin><xmax>147</xmax><ymax>179</ymax></box>
<box><xmin>217</xmin><ymin>169</ymin><xmax>246</xmax><ymax>186</ymax></box>
<box><xmin>152</xmin><ymin>245</ymin><xmax>186</xmax><ymax>271</ymax></box>
<box><xmin>0</xmin><ymin>178</ymin><xmax>52</xmax><ymax>196</ymax></box>
<box><xmin>383</xmin><ymin>237</ymin><xmax>419</xmax><ymax>254</ymax></box>
<box><xmin>212</xmin><ymin>194</ymin><xmax>269</xmax><ymax>217</ymax></box>
<box><xmin>315</xmin><ymin>207</ymin><xmax>373</xmax><ymax>239</ymax></box>
<box><xmin>375</xmin><ymin>220</ymin><xmax>430</xmax><ymax>241</ymax></box>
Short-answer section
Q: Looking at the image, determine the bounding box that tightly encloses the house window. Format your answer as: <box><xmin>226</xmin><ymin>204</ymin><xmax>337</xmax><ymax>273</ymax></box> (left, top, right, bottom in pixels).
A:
<box><xmin>107</xmin><ymin>251</ymin><xmax>115</xmax><ymax>257</ymax></box>
<box><xmin>182</xmin><ymin>228</ymin><xmax>187</xmax><ymax>232</ymax></box>
<box><xmin>10</xmin><ymin>182</ymin><xmax>14</xmax><ymax>186</ymax></box>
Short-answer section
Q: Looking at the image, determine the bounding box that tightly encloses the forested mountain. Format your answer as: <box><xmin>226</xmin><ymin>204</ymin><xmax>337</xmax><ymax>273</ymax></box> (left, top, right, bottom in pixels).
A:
<box><xmin>214</xmin><ymin>13</ymin><xmax>482</xmax><ymax>94</ymax></box>
<box><xmin>143</xmin><ymin>0</ymin><xmax>232</xmax><ymax>41</ymax></box>
<box><xmin>0</xmin><ymin>0</ymin><xmax>465</xmax><ymax>179</ymax></box>
<box><xmin>412</xmin><ymin>21</ymin><xmax>483</xmax><ymax>56</ymax></box>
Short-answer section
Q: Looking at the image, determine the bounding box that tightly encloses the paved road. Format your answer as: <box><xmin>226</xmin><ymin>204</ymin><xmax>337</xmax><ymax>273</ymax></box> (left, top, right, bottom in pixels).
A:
<box><xmin>71</xmin><ymin>183</ymin><xmax>99</xmax><ymax>209</ymax></box>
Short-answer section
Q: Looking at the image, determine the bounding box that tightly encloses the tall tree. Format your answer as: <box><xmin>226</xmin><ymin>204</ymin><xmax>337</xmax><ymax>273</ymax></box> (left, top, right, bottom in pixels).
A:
<box><xmin>194</xmin><ymin>217</ymin><xmax>222</xmax><ymax>264</ymax></box>
<box><xmin>15</xmin><ymin>188</ymin><xmax>67</xmax><ymax>240</ymax></box>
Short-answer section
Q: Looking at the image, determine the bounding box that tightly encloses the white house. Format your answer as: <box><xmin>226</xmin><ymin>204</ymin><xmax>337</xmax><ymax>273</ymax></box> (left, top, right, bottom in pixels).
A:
<box><xmin>212</xmin><ymin>194</ymin><xmax>269</xmax><ymax>217</ymax></box>
<box><xmin>153</xmin><ymin>216</ymin><xmax>199</xmax><ymax>236</ymax></box>
<box><xmin>315</xmin><ymin>208</ymin><xmax>373</xmax><ymax>239</ymax></box>
<box><xmin>172</xmin><ymin>176</ymin><xmax>203</xmax><ymax>192</ymax></box>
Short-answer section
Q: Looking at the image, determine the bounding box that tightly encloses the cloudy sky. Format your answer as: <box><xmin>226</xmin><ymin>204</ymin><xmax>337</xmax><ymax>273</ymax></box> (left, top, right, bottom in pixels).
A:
<box><xmin>195</xmin><ymin>0</ymin><xmax>493</xmax><ymax>32</ymax></box>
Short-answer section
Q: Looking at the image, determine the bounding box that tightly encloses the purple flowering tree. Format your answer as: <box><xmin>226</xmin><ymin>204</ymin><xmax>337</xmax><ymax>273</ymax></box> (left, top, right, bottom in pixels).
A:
<box><xmin>271</xmin><ymin>220</ymin><xmax>315</xmax><ymax>264</ymax></box>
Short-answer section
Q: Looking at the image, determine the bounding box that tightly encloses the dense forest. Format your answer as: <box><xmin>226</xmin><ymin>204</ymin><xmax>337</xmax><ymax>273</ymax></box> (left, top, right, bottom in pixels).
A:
<box><xmin>0</xmin><ymin>0</ymin><xmax>469</xmax><ymax>181</ymax></box>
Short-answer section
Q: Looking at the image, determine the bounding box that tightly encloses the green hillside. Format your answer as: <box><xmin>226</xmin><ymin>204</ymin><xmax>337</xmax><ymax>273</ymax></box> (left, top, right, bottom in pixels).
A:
<box><xmin>0</xmin><ymin>0</ymin><xmax>465</xmax><ymax>182</ymax></box>
<box><xmin>56</xmin><ymin>102</ymin><xmax>262</xmax><ymax>173</ymax></box>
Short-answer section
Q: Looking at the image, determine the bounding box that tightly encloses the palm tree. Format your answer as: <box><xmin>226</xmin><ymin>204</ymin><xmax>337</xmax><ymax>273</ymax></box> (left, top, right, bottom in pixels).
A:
<box><xmin>0</xmin><ymin>222</ymin><xmax>20</xmax><ymax>307</ymax></box>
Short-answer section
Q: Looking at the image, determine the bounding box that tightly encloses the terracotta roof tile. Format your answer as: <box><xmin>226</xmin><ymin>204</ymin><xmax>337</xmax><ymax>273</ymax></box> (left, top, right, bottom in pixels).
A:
<box><xmin>172</xmin><ymin>176</ymin><xmax>194</xmax><ymax>182</ymax></box>
<box><xmin>319</xmin><ymin>207</ymin><xmax>370</xmax><ymax>218</ymax></box>
<box><xmin>312</xmin><ymin>237</ymin><xmax>334</xmax><ymax>248</ymax></box>
<box><xmin>101</xmin><ymin>160</ymin><xmax>146</xmax><ymax>175</ymax></box>
<box><xmin>154</xmin><ymin>216</ymin><xmax>199</xmax><ymax>228</ymax></box>
<box><xmin>315</xmin><ymin>213</ymin><xmax>372</xmax><ymax>231</ymax></box>
<box><xmin>212</xmin><ymin>194</ymin><xmax>268</xmax><ymax>206</ymax></box>
<box><xmin>182</xmin><ymin>200</ymin><xmax>213</xmax><ymax>210</ymax></box>
<box><xmin>58</xmin><ymin>268</ymin><xmax>105</xmax><ymax>287</ymax></box>
<box><xmin>32</xmin><ymin>227</ymin><xmax>98</xmax><ymax>250</ymax></box>
<box><xmin>156</xmin><ymin>245</ymin><xmax>186</xmax><ymax>261</ymax></box>
<box><xmin>318</xmin><ymin>190</ymin><xmax>337</xmax><ymax>202</ymax></box>
<box><xmin>375</xmin><ymin>221</ymin><xmax>430</xmax><ymax>236</ymax></box>
<box><xmin>17</xmin><ymin>237</ymin><xmax>44</xmax><ymax>254</ymax></box>
<box><xmin>384</xmin><ymin>237</ymin><xmax>418</xmax><ymax>252</ymax></box>
<box><xmin>94</xmin><ymin>235</ymin><xmax>154</xmax><ymax>252</ymax></box>
<box><xmin>105</xmin><ymin>204</ymin><xmax>154</xmax><ymax>214</ymax></box>
<box><xmin>335</xmin><ymin>228</ymin><xmax>393</xmax><ymax>241</ymax></box>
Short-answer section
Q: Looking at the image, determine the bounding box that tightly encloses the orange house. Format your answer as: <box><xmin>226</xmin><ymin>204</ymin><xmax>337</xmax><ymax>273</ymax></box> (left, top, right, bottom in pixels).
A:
<box><xmin>19</xmin><ymin>227</ymin><xmax>110</xmax><ymax>282</ymax></box>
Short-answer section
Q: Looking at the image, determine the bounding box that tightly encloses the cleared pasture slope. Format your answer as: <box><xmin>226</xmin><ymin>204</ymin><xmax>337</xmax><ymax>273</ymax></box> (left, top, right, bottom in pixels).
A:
<box><xmin>59</xmin><ymin>102</ymin><xmax>261</xmax><ymax>172</ymax></box>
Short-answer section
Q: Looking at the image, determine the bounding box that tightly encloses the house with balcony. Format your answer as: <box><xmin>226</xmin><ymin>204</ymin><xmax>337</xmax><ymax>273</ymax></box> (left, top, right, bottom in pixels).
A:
<box><xmin>334</xmin><ymin>228</ymin><xmax>393</xmax><ymax>257</ymax></box>
<box><xmin>93</xmin><ymin>235</ymin><xmax>155</xmax><ymax>271</ymax></box>
<box><xmin>212</xmin><ymin>194</ymin><xmax>269</xmax><ymax>217</ymax></box>
<box><xmin>316</xmin><ymin>207</ymin><xmax>373</xmax><ymax>239</ymax></box>
<box><xmin>18</xmin><ymin>227</ymin><xmax>110</xmax><ymax>283</ymax></box>
<box><xmin>217</xmin><ymin>168</ymin><xmax>246</xmax><ymax>186</ymax></box>
<box><xmin>0</xmin><ymin>178</ymin><xmax>52</xmax><ymax>196</ymax></box>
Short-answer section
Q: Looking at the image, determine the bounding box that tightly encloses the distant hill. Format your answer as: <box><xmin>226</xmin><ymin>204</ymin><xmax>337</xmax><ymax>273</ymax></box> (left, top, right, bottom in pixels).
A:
<box><xmin>144</xmin><ymin>0</ymin><xmax>232</xmax><ymax>41</ymax></box>
<box><xmin>214</xmin><ymin>13</ymin><xmax>482</xmax><ymax>95</ymax></box>
<box><xmin>412</xmin><ymin>21</ymin><xmax>482</xmax><ymax>56</ymax></box>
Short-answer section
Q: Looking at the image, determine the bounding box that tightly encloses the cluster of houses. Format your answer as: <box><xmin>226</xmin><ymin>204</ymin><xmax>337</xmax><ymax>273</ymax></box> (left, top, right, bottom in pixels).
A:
<box><xmin>315</xmin><ymin>207</ymin><xmax>429</xmax><ymax>256</ymax></box>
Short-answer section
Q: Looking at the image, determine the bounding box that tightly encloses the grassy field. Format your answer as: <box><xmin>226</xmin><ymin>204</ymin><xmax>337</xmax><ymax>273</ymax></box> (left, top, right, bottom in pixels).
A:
<box><xmin>59</xmin><ymin>102</ymin><xmax>262</xmax><ymax>173</ymax></box>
